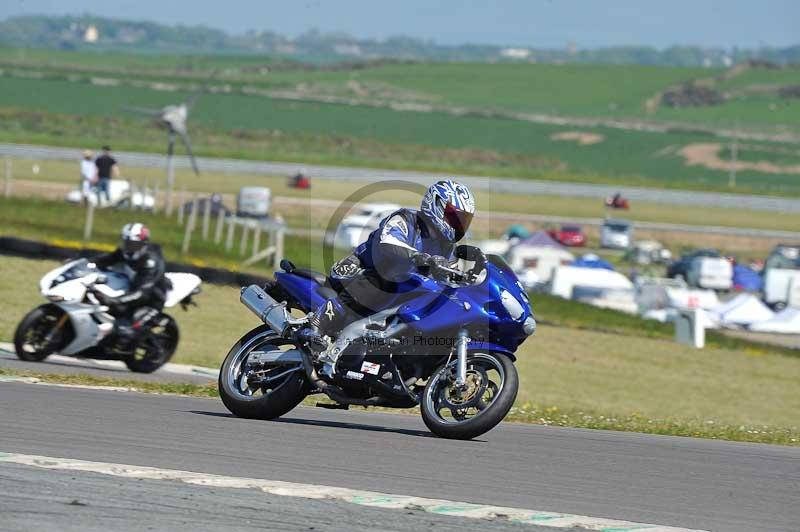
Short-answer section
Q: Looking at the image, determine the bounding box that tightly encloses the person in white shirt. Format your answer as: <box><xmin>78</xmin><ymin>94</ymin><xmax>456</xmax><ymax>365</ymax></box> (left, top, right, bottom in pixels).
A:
<box><xmin>80</xmin><ymin>150</ymin><xmax>96</xmax><ymax>206</ymax></box>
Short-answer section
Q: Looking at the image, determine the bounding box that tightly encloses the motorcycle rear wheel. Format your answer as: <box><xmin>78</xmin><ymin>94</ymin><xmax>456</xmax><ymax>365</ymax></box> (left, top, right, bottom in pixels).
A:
<box><xmin>219</xmin><ymin>326</ymin><xmax>308</xmax><ymax>420</ymax></box>
<box><xmin>420</xmin><ymin>352</ymin><xmax>518</xmax><ymax>440</ymax></box>
<box><xmin>124</xmin><ymin>314</ymin><xmax>179</xmax><ymax>373</ymax></box>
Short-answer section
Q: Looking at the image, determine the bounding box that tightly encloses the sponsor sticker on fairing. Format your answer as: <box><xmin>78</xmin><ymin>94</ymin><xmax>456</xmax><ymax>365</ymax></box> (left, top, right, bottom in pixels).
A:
<box><xmin>360</xmin><ymin>361</ymin><xmax>381</xmax><ymax>375</ymax></box>
<box><xmin>345</xmin><ymin>371</ymin><xmax>364</xmax><ymax>381</ymax></box>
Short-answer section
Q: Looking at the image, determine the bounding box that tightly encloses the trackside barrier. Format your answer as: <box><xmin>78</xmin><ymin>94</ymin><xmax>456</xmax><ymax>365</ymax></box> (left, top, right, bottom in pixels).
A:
<box><xmin>0</xmin><ymin>236</ymin><xmax>270</xmax><ymax>288</ymax></box>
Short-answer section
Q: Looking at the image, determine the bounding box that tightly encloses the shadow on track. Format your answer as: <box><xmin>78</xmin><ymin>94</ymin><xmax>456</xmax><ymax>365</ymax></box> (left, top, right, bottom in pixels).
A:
<box><xmin>189</xmin><ymin>410</ymin><xmax>435</xmax><ymax>438</ymax></box>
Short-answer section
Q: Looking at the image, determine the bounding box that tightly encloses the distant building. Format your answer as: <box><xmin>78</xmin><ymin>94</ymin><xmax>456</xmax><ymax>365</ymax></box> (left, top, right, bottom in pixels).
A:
<box><xmin>84</xmin><ymin>25</ymin><xmax>99</xmax><ymax>43</ymax></box>
<box><xmin>500</xmin><ymin>48</ymin><xmax>530</xmax><ymax>59</ymax></box>
<box><xmin>334</xmin><ymin>43</ymin><xmax>362</xmax><ymax>56</ymax></box>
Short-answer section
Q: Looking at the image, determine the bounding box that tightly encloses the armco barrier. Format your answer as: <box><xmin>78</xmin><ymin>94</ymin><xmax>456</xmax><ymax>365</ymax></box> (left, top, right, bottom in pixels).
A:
<box><xmin>0</xmin><ymin>236</ymin><xmax>270</xmax><ymax>287</ymax></box>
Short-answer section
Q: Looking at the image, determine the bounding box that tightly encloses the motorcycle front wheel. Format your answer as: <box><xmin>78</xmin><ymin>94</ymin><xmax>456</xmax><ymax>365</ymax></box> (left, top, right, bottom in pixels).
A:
<box><xmin>218</xmin><ymin>325</ymin><xmax>308</xmax><ymax>420</ymax></box>
<box><xmin>420</xmin><ymin>352</ymin><xmax>518</xmax><ymax>440</ymax></box>
<box><xmin>13</xmin><ymin>305</ymin><xmax>70</xmax><ymax>362</ymax></box>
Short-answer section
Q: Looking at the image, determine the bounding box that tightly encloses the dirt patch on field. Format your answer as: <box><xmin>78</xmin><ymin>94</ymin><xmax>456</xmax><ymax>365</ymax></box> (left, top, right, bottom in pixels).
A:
<box><xmin>678</xmin><ymin>142</ymin><xmax>800</xmax><ymax>174</ymax></box>
<box><xmin>550</xmin><ymin>131</ymin><xmax>605</xmax><ymax>145</ymax></box>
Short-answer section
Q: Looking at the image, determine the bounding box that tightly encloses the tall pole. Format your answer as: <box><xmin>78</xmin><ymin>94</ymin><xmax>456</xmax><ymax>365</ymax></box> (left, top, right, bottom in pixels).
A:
<box><xmin>3</xmin><ymin>157</ymin><xmax>11</xmax><ymax>198</ymax></box>
<box><xmin>729</xmin><ymin>119</ymin><xmax>738</xmax><ymax>189</ymax></box>
<box><xmin>165</xmin><ymin>131</ymin><xmax>176</xmax><ymax>216</ymax></box>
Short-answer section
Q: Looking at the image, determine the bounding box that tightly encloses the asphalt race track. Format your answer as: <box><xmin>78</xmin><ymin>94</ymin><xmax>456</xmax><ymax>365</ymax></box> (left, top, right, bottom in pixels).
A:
<box><xmin>0</xmin><ymin>346</ymin><xmax>216</xmax><ymax>385</ymax></box>
<box><xmin>0</xmin><ymin>382</ymin><xmax>797</xmax><ymax>531</ymax></box>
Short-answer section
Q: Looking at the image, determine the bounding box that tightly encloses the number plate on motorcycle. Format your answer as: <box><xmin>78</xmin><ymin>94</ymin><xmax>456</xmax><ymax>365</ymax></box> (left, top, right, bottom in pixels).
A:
<box><xmin>360</xmin><ymin>361</ymin><xmax>381</xmax><ymax>375</ymax></box>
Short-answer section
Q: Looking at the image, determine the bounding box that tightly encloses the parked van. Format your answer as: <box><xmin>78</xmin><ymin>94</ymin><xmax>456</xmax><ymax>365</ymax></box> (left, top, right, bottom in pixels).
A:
<box><xmin>600</xmin><ymin>219</ymin><xmax>633</xmax><ymax>249</ymax></box>
<box><xmin>763</xmin><ymin>245</ymin><xmax>800</xmax><ymax>309</ymax></box>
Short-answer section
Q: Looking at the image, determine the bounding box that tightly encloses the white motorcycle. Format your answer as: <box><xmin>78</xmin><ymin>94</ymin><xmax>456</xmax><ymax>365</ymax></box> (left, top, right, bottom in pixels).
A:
<box><xmin>14</xmin><ymin>259</ymin><xmax>202</xmax><ymax>373</ymax></box>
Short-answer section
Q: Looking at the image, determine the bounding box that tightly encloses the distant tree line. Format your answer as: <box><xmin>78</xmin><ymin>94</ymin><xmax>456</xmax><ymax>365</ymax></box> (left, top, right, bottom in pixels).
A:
<box><xmin>1</xmin><ymin>15</ymin><xmax>798</xmax><ymax>67</ymax></box>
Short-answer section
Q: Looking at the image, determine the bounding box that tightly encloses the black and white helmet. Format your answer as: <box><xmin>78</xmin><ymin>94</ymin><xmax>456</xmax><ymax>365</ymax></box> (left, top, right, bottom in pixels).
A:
<box><xmin>121</xmin><ymin>222</ymin><xmax>150</xmax><ymax>260</ymax></box>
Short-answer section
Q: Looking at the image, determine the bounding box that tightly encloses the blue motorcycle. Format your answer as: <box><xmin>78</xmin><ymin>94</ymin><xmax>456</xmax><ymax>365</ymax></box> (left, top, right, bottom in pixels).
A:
<box><xmin>218</xmin><ymin>246</ymin><xmax>536</xmax><ymax>439</ymax></box>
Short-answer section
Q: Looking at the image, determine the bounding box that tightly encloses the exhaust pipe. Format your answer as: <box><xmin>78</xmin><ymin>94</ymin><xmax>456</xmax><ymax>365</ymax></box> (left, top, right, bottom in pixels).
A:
<box><xmin>240</xmin><ymin>285</ymin><xmax>292</xmax><ymax>336</ymax></box>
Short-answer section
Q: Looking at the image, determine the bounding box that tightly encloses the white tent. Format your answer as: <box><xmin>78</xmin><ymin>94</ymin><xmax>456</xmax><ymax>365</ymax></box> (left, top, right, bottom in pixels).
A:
<box><xmin>749</xmin><ymin>308</ymin><xmax>800</xmax><ymax>334</ymax></box>
<box><xmin>712</xmin><ymin>294</ymin><xmax>774</xmax><ymax>327</ymax></box>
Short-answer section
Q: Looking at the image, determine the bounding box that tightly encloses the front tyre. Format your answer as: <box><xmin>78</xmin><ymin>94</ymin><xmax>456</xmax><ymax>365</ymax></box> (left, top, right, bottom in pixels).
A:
<box><xmin>421</xmin><ymin>352</ymin><xmax>518</xmax><ymax>440</ymax></box>
<box><xmin>13</xmin><ymin>306</ymin><xmax>70</xmax><ymax>362</ymax></box>
<box><xmin>219</xmin><ymin>326</ymin><xmax>308</xmax><ymax>420</ymax></box>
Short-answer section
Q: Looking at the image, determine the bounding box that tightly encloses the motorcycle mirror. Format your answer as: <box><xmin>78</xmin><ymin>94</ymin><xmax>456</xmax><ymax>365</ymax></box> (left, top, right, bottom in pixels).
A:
<box><xmin>455</xmin><ymin>245</ymin><xmax>484</xmax><ymax>262</ymax></box>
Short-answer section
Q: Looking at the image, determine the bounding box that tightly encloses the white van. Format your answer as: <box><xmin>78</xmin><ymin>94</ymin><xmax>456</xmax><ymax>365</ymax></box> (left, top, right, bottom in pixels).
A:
<box><xmin>763</xmin><ymin>245</ymin><xmax>800</xmax><ymax>309</ymax></box>
<box><xmin>687</xmin><ymin>257</ymin><xmax>733</xmax><ymax>291</ymax></box>
<box><xmin>600</xmin><ymin>219</ymin><xmax>633</xmax><ymax>249</ymax></box>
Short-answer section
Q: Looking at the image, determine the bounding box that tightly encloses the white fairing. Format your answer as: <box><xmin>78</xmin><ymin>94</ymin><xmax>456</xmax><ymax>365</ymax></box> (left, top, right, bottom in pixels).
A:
<box><xmin>164</xmin><ymin>273</ymin><xmax>202</xmax><ymax>307</ymax></box>
<box><xmin>40</xmin><ymin>260</ymin><xmax>201</xmax><ymax>307</ymax></box>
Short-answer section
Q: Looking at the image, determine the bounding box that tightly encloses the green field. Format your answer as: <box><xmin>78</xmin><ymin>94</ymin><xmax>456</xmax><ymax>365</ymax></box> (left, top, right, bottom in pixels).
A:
<box><xmin>3</xmin><ymin>74</ymin><xmax>800</xmax><ymax>195</ymax></box>
<box><xmin>1</xmin><ymin>255</ymin><xmax>797</xmax><ymax>445</ymax></box>
<box><xmin>4</xmin><ymin>46</ymin><xmax>799</xmax><ymax>131</ymax></box>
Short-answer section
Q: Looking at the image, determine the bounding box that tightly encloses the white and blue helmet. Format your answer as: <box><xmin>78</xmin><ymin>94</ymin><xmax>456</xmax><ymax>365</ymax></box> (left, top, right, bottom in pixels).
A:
<box><xmin>420</xmin><ymin>180</ymin><xmax>475</xmax><ymax>242</ymax></box>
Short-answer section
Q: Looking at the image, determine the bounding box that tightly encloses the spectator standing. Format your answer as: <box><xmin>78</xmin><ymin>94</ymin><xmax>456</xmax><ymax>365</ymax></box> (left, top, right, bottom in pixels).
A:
<box><xmin>94</xmin><ymin>145</ymin><xmax>119</xmax><ymax>205</ymax></box>
<box><xmin>79</xmin><ymin>149</ymin><xmax>95</xmax><ymax>206</ymax></box>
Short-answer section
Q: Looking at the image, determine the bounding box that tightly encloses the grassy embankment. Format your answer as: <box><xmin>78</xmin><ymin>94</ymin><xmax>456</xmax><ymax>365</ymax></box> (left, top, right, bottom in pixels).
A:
<box><xmin>1</xmin><ymin>254</ymin><xmax>797</xmax><ymax>445</ymax></box>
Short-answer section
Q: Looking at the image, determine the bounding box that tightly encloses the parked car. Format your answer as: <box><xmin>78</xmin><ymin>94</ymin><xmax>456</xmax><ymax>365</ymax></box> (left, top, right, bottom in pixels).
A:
<box><xmin>181</xmin><ymin>193</ymin><xmax>231</xmax><ymax>218</ymax></box>
<box><xmin>625</xmin><ymin>240</ymin><xmax>672</xmax><ymax>265</ymax></box>
<box><xmin>66</xmin><ymin>180</ymin><xmax>154</xmax><ymax>210</ymax></box>
<box><xmin>325</xmin><ymin>203</ymin><xmax>400</xmax><ymax>250</ymax></box>
<box><xmin>547</xmin><ymin>225</ymin><xmax>586</xmax><ymax>247</ymax></box>
<box><xmin>600</xmin><ymin>219</ymin><xmax>633</xmax><ymax>249</ymax></box>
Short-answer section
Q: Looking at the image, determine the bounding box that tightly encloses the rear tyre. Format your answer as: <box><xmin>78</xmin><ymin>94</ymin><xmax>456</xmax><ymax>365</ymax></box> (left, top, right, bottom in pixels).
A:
<box><xmin>124</xmin><ymin>314</ymin><xmax>179</xmax><ymax>373</ymax></box>
<box><xmin>13</xmin><ymin>306</ymin><xmax>70</xmax><ymax>362</ymax></box>
<box><xmin>219</xmin><ymin>325</ymin><xmax>308</xmax><ymax>420</ymax></box>
<box><xmin>421</xmin><ymin>352</ymin><xmax>518</xmax><ymax>440</ymax></box>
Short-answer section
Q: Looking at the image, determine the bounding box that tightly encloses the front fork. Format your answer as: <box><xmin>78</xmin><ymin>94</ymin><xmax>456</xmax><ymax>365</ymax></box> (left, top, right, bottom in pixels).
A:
<box><xmin>454</xmin><ymin>329</ymin><xmax>469</xmax><ymax>388</ymax></box>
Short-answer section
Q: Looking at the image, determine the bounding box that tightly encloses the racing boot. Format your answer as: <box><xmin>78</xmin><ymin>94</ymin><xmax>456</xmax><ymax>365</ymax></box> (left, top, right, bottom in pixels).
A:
<box><xmin>294</xmin><ymin>299</ymin><xmax>348</xmax><ymax>355</ymax></box>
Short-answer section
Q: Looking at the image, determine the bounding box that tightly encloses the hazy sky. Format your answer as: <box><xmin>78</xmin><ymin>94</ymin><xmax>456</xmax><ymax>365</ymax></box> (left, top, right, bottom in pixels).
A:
<box><xmin>1</xmin><ymin>0</ymin><xmax>797</xmax><ymax>49</ymax></box>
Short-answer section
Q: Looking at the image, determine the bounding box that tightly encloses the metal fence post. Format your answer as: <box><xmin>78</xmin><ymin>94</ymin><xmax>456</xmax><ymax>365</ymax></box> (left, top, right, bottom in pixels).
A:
<box><xmin>83</xmin><ymin>203</ymin><xmax>95</xmax><ymax>241</ymax></box>
<box><xmin>202</xmin><ymin>199</ymin><xmax>211</xmax><ymax>240</ymax></box>
<box><xmin>181</xmin><ymin>195</ymin><xmax>198</xmax><ymax>255</ymax></box>
<box><xmin>214</xmin><ymin>212</ymin><xmax>225</xmax><ymax>244</ymax></box>
<box><xmin>239</xmin><ymin>223</ymin><xmax>250</xmax><ymax>256</ymax></box>
<box><xmin>225</xmin><ymin>217</ymin><xmax>235</xmax><ymax>251</ymax></box>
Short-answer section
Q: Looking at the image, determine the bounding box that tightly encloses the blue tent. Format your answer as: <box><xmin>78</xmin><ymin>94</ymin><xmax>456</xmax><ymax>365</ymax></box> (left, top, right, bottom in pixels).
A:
<box><xmin>571</xmin><ymin>254</ymin><xmax>615</xmax><ymax>270</ymax></box>
<box><xmin>732</xmin><ymin>265</ymin><xmax>763</xmax><ymax>292</ymax></box>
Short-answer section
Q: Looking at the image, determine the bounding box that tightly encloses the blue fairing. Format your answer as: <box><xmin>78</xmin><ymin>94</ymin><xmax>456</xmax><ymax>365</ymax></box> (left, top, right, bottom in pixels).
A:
<box><xmin>273</xmin><ymin>254</ymin><xmax>533</xmax><ymax>356</ymax></box>
<box><xmin>396</xmin><ymin>257</ymin><xmax>533</xmax><ymax>354</ymax></box>
<box><xmin>275</xmin><ymin>271</ymin><xmax>328</xmax><ymax>311</ymax></box>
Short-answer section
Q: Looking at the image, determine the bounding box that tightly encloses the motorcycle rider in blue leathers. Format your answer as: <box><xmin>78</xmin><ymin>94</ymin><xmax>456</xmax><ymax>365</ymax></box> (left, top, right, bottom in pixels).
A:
<box><xmin>296</xmin><ymin>180</ymin><xmax>476</xmax><ymax>360</ymax></box>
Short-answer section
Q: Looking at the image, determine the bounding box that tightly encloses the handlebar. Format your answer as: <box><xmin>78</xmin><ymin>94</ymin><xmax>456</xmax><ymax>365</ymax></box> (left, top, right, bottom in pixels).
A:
<box><xmin>412</xmin><ymin>253</ymin><xmax>477</xmax><ymax>285</ymax></box>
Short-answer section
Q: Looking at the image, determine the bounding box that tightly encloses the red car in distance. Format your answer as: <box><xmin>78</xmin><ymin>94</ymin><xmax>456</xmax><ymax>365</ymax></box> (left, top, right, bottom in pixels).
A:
<box><xmin>548</xmin><ymin>225</ymin><xmax>587</xmax><ymax>247</ymax></box>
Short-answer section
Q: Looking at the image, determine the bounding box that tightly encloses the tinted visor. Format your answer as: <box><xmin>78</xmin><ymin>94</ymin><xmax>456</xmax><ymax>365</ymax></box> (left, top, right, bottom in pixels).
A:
<box><xmin>123</xmin><ymin>240</ymin><xmax>146</xmax><ymax>256</ymax></box>
<box><xmin>443</xmin><ymin>202</ymin><xmax>474</xmax><ymax>241</ymax></box>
